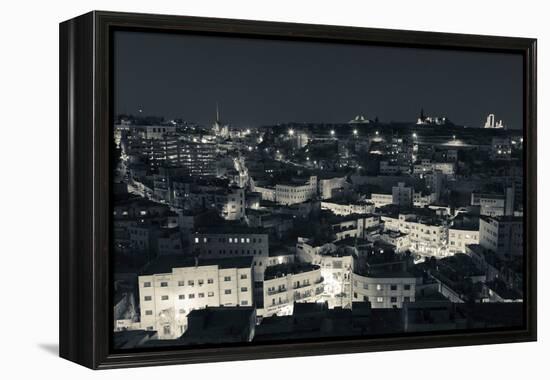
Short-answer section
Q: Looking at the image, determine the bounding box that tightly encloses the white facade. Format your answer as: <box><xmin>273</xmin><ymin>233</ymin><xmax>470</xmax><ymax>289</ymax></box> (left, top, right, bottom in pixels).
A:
<box><xmin>262</xmin><ymin>264</ymin><xmax>323</xmax><ymax>317</ymax></box>
<box><xmin>370</xmin><ymin>193</ymin><xmax>393</xmax><ymax>208</ymax></box>
<box><xmin>352</xmin><ymin>273</ymin><xmax>416</xmax><ymax>308</ymax></box>
<box><xmin>296</xmin><ymin>238</ymin><xmax>353</xmax><ymax>308</ymax></box>
<box><xmin>138</xmin><ymin>259</ymin><xmax>253</xmax><ymax>339</ymax></box>
<box><xmin>448</xmin><ymin>228</ymin><xmax>479</xmax><ymax>253</ymax></box>
<box><xmin>318</xmin><ymin>176</ymin><xmax>348</xmax><ymax>200</ymax></box>
<box><xmin>321</xmin><ymin>200</ymin><xmax>376</xmax><ymax>216</ymax></box>
<box><xmin>275</xmin><ymin>176</ymin><xmax>318</xmax><ymax>205</ymax></box>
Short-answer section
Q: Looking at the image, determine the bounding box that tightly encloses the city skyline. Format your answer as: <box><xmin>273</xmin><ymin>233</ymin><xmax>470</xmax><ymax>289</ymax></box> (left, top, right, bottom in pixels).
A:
<box><xmin>114</xmin><ymin>31</ymin><xmax>523</xmax><ymax>129</ymax></box>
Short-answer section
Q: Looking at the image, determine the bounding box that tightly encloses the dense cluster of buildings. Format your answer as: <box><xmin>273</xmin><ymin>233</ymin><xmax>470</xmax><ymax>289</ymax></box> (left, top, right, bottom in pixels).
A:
<box><xmin>112</xmin><ymin>111</ymin><xmax>524</xmax><ymax>348</ymax></box>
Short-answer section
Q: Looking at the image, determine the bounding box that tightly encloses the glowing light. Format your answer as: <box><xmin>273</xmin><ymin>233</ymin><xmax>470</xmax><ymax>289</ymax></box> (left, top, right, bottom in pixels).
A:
<box><xmin>412</xmin><ymin>133</ymin><xmax>417</xmax><ymax>138</ymax></box>
<box><xmin>330</xmin><ymin>130</ymin><xmax>335</xmax><ymax>136</ymax></box>
<box><xmin>288</xmin><ymin>129</ymin><xmax>295</xmax><ymax>136</ymax></box>
<box><xmin>375</xmin><ymin>131</ymin><xmax>379</xmax><ymax>135</ymax></box>
<box><xmin>353</xmin><ymin>129</ymin><xmax>358</xmax><ymax>135</ymax></box>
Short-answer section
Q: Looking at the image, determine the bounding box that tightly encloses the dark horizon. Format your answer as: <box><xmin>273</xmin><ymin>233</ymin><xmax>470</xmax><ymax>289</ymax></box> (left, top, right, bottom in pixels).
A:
<box><xmin>114</xmin><ymin>31</ymin><xmax>524</xmax><ymax>129</ymax></box>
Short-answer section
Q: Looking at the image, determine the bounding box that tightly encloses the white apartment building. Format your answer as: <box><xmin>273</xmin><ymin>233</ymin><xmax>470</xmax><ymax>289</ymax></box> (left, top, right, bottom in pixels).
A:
<box><xmin>318</xmin><ymin>176</ymin><xmax>348</xmax><ymax>200</ymax></box>
<box><xmin>321</xmin><ymin>200</ymin><xmax>376</xmax><ymax>216</ymax></box>
<box><xmin>262</xmin><ymin>263</ymin><xmax>323</xmax><ymax>317</ymax></box>
<box><xmin>296</xmin><ymin>238</ymin><xmax>353</xmax><ymax>308</ymax></box>
<box><xmin>383</xmin><ymin>213</ymin><xmax>448</xmax><ymax>257</ymax></box>
<box><xmin>275</xmin><ymin>176</ymin><xmax>318</xmax><ymax>205</ymax></box>
<box><xmin>192</xmin><ymin>227</ymin><xmax>269</xmax><ymax>280</ymax></box>
<box><xmin>370</xmin><ymin>193</ymin><xmax>393</xmax><ymax>208</ymax></box>
<box><xmin>138</xmin><ymin>256</ymin><xmax>254</xmax><ymax>339</ymax></box>
<box><xmin>479</xmin><ymin>216</ymin><xmax>523</xmax><ymax>258</ymax></box>
<box><xmin>448</xmin><ymin>227</ymin><xmax>479</xmax><ymax>254</ymax></box>
<box><xmin>352</xmin><ymin>272</ymin><xmax>417</xmax><ymax>308</ymax></box>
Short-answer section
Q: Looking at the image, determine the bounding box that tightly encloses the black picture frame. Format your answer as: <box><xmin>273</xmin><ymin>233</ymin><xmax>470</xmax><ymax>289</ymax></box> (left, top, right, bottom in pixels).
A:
<box><xmin>59</xmin><ymin>10</ymin><xmax>537</xmax><ymax>370</ymax></box>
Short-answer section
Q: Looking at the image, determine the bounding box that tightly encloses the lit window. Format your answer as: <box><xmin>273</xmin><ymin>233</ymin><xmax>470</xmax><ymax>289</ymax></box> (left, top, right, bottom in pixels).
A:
<box><xmin>229</xmin><ymin>238</ymin><xmax>233</xmax><ymax>243</ymax></box>
<box><xmin>194</xmin><ymin>237</ymin><xmax>199</xmax><ymax>243</ymax></box>
<box><xmin>376</xmin><ymin>284</ymin><xmax>382</xmax><ymax>291</ymax></box>
<box><xmin>376</xmin><ymin>297</ymin><xmax>383</xmax><ymax>303</ymax></box>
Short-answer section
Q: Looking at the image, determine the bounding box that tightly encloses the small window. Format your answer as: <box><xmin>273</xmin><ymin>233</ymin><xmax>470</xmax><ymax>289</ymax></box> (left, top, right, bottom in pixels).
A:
<box><xmin>178</xmin><ymin>281</ymin><xmax>185</xmax><ymax>286</ymax></box>
<box><xmin>161</xmin><ymin>295</ymin><xmax>169</xmax><ymax>301</ymax></box>
<box><xmin>179</xmin><ymin>309</ymin><xmax>186</xmax><ymax>314</ymax></box>
<box><xmin>207</xmin><ymin>278</ymin><xmax>214</xmax><ymax>284</ymax></box>
<box><xmin>376</xmin><ymin>297</ymin><xmax>383</xmax><ymax>303</ymax></box>
<box><xmin>198</xmin><ymin>279</ymin><xmax>204</xmax><ymax>286</ymax></box>
<box><xmin>144</xmin><ymin>296</ymin><xmax>152</xmax><ymax>301</ymax></box>
<box><xmin>224</xmin><ymin>289</ymin><xmax>232</xmax><ymax>295</ymax></box>
<box><xmin>404</xmin><ymin>284</ymin><xmax>411</xmax><ymax>291</ymax></box>
<box><xmin>188</xmin><ymin>294</ymin><xmax>195</xmax><ymax>299</ymax></box>
<box><xmin>194</xmin><ymin>237</ymin><xmax>199</xmax><ymax>243</ymax></box>
<box><xmin>241</xmin><ymin>287</ymin><xmax>248</xmax><ymax>292</ymax></box>
<box><xmin>241</xmin><ymin>300</ymin><xmax>248</xmax><ymax>306</ymax></box>
<box><xmin>240</xmin><ymin>274</ymin><xmax>248</xmax><ymax>280</ymax></box>
<box><xmin>224</xmin><ymin>276</ymin><xmax>231</xmax><ymax>282</ymax></box>
<box><xmin>390</xmin><ymin>297</ymin><xmax>397</xmax><ymax>303</ymax></box>
<box><xmin>390</xmin><ymin>285</ymin><xmax>398</xmax><ymax>291</ymax></box>
<box><xmin>145</xmin><ymin>310</ymin><xmax>153</xmax><ymax>315</ymax></box>
<box><xmin>160</xmin><ymin>282</ymin><xmax>168</xmax><ymax>287</ymax></box>
<box><xmin>178</xmin><ymin>294</ymin><xmax>185</xmax><ymax>300</ymax></box>
<box><xmin>376</xmin><ymin>284</ymin><xmax>382</xmax><ymax>291</ymax></box>
<box><xmin>198</xmin><ymin>293</ymin><xmax>205</xmax><ymax>298</ymax></box>
<box><xmin>404</xmin><ymin>296</ymin><xmax>411</xmax><ymax>303</ymax></box>
<box><xmin>188</xmin><ymin>280</ymin><xmax>194</xmax><ymax>286</ymax></box>
<box><xmin>143</xmin><ymin>282</ymin><xmax>151</xmax><ymax>288</ymax></box>
<box><xmin>208</xmin><ymin>291</ymin><xmax>214</xmax><ymax>297</ymax></box>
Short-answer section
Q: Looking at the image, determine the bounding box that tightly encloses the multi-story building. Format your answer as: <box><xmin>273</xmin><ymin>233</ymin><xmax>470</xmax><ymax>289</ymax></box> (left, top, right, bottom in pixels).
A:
<box><xmin>188</xmin><ymin>186</ymin><xmax>245</xmax><ymax>221</ymax></box>
<box><xmin>392</xmin><ymin>182</ymin><xmax>413</xmax><ymax>207</ymax></box>
<box><xmin>383</xmin><ymin>212</ymin><xmax>448</xmax><ymax>257</ymax></box>
<box><xmin>296</xmin><ymin>238</ymin><xmax>353</xmax><ymax>308</ymax></box>
<box><xmin>192</xmin><ymin>226</ymin><xmax>269</xmax><ymax>280</ymax></box>
<box><xmin>261</xmin><ymin>263</ymin><xmax>323</xmax><ymax>317</ymax></box>
<box><xmin>479</xmin><ymin>216</ymin><xmax>523</xmax><ymax>258</ymax></box>
<box><xmin>318</xmin><ymin>175</ymin><xmax>348</xmax><ymax>200</ymax></box>
<box><xmin>138</xmin><ymin>256</ymin><xmax>254</xmax><ymax>339</ymax></box>
<box><xmin>352</xmin><ymin>272</ymin><xmax>417</xmax><ymax>308</ymax></box>
<box><xmin>491</xmin><ymin>137</ymin><xmax>512</xmax><ymax>160</ymax></box>
<box><xmin>370</xmin><ymin>193</ymin><xmax>393</xmax><ymax>208</ymax></box>
<box><xmin>413</xmin><ymin>191</ymin><xmax>436</xmax><ymax>207</ymax></box>
<box><xmin>471</xmin><ymin>187</ymin><xmax>515</xmax><ymax>217</ymax></box>
<box><xmin>330</xmin><ymin>214</ymin><xmax>381</xmax><ymax>241</ymax></box>
<box><xmin>378</xmin><ymin>231</ymin><xmax>411</xmax><ymax>253</ymax></box>
<box><xmin>448</xmin><ymin>227</ymin><xmax>480</xmax><ymax>254</ymax></box>
<box><xmin>275</xmin><ymin>176</ymin><xmax>318</xmax><ymax>205</ymax></box>
<box><xmin>321</xmin><ymin>199</ymin><xmax>376</xmax><ymax>216</ymax></box>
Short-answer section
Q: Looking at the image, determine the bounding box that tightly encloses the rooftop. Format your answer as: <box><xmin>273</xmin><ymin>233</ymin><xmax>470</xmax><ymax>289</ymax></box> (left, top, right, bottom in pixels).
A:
<box><xmin>141</xmin><ymin>255</ymin><xmax>253</xmax><ymax>276</ymax></box>
<box><xmin>264</xmin><ymin>262</ymin><xmax>320</xmax><ymax>280</ymax></box>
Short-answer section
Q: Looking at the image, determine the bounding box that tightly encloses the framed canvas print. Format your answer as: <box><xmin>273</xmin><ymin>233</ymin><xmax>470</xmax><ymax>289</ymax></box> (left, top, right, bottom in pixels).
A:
<box><xmin>59</xmin><ymin>11</ymin><xmax>537</xmax><ymax>369</ymax></box>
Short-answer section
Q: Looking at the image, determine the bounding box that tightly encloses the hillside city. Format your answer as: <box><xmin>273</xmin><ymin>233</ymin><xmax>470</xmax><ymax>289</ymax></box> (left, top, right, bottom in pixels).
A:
<box><xmin>112</xmin><ymin>109</ymin><xmax>524</xmax><ymax>349</ymax></box>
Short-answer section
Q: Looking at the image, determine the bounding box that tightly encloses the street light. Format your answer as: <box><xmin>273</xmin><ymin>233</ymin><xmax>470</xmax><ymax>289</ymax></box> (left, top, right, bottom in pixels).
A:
<box><xmin>453</xmin><ymin>135</ymin><xmax>456</xmax><ymax>140</ymax></box>
<box><xmin>353</xmin><ymin>129</ymin><xmax>358</xmax><ymax>136</ymax></box>
<box><xmin>375</xmin><ymin>131</ymin><xmax>379</xmax><ymax>136</ymax></box>
<box><xmin>288</xmin><ymin>129</ymin><xmax>295</xmax><ymax>136</ymax></box>
<box><xmin>412</xmin><ymin>133</ymin><xmax>417</xmax><ymax>138</ymax></box>
<box><xmin>330</xmin><ymin>130</ymin><xmax>335</xmax><ymax>136</ymax></box>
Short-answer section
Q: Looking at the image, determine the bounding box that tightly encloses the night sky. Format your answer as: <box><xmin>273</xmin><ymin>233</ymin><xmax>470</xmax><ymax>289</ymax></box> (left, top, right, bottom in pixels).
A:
<box><xmin>114</xmin><ymin>31</ymin><xmax>523</xmax><ymax>129</ymax></box>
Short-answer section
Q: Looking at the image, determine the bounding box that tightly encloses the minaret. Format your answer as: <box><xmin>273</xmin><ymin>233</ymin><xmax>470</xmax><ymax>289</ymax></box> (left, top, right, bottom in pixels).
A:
<box><xmin>216</xmin><ymin>102</ymin><xmax>220</xmax><ymax>123</ymax></box>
